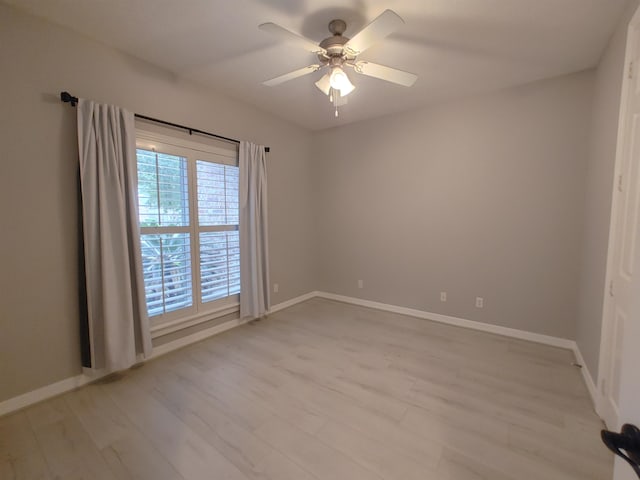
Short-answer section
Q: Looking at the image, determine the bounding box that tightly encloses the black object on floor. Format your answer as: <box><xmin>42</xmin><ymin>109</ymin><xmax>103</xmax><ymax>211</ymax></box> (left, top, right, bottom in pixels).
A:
<box><xmin>602</xmin><ymin>424</ymin><xmax>640</xmax><ymax>478</ymax></box>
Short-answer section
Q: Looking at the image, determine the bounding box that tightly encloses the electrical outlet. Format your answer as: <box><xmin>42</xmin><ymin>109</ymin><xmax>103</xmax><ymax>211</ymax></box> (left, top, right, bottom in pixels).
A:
<box><xmin>273</xmin><ymin>283</ymin><xmax>279</xmax><ymax>293</ymax></box>
<box><xmin>475</xmin><ymin>297</ymin><xmax>484</xmax><ymax>308</ymax></box>
<box><xmin>440</xmin><ymin>292</ymin><xmax>447</xmax><ymax>302</ymax></box>
<box><xmin>358</xmin><ymin>279</ymin><xmax>364</xmax><ymax>289</ymax></box>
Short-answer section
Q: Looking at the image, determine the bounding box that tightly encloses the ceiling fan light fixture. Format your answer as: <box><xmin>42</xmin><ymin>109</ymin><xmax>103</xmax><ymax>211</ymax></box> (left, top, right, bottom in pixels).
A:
<box><xmin>329</xmin><ymin>66</ymin><xmax>354</xmax><ymax>94</ymax></box>
<box><xmin>317</xmin><ymin>70</ymin><xmax>355</xmax><ymax>98</ymax></box>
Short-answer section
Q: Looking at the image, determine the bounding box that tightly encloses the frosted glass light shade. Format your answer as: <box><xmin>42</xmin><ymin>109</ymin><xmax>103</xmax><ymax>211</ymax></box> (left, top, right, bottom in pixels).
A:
<box><xmin>329</xmin><ymin>67</ymin><xmax>355</xmax><ymax>95</ymax></box>
<box><xmin>315</xmin><ymin>73</ymin><xmax>331</xmax><ymax>95</ymax></box>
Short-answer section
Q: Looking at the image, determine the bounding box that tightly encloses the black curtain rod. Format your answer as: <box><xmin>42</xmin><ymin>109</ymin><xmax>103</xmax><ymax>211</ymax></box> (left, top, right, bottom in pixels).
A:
<box><xmin>60</xmin><ymin>92</ymin><xmax>270</xmax><ymax>153</ymax></box>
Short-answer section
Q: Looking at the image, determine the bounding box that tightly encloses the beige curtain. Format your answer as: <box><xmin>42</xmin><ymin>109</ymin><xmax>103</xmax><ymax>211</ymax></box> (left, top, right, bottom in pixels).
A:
<box><xmin>77</xmin><ymin>99</ymin><xmax>151</xmax><ymax>371</ymax></box>
<box><xmin>239</xmin><ymin>141</ymin><xmax>270</xmax><ymax>319</ymax></box>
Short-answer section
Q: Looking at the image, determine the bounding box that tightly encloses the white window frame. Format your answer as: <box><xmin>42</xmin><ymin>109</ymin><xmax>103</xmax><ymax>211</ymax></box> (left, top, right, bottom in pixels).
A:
<box><xmin>136</xmin><ymin>130</ymin><xmax>240</xmax><ymax>337</ymax></box>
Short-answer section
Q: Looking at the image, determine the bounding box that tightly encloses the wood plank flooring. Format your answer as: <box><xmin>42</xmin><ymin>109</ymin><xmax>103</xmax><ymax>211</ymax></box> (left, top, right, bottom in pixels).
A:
<box><xmin>0</xmin><ymin>298</ymin><xmax>613</xmax><ymax>479</ymax></box>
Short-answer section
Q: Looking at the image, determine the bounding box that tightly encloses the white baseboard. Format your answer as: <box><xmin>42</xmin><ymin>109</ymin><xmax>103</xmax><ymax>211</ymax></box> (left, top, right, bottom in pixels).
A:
<box><xmin>268</xmin><ymin>291</ymin><xmax>318</xmax><ymax>314</ymax></box>
<box><xmin>149</xmin><ymin>317</ymin><xmax>249</xmax><ymax>359</ymax></box>
<box><xmin>0</xmin><ymin>316</ymin><xmax>254</xmax><ymax>417</ymax></box>
<box><xmin>571</xmin><ymin>342</ymin><xmax>599</xmax><ymax>409</ymax></box>
<box><xmin>316</xmin><ymin>291</ymin><xmax>575</xmax><ymax>349</ymax></box>
<box><xmin>0</xmin><ymin>290</ymin><xmax>594</xmax><ymax>418</ymax></box>
<box><xmin>317</xmin><ymin>291</ymin><xmax>601</xmax><ymax>409</ymax></box>
<box><xmin>0</xmin><ymin>374</ymin><xmax>90</xmax><ymax>418</ymax></box>
<box><xmin>152</xmin><ymin>291</ymin><xmax>318</xmax><ymax>359</ymax></box>
<box><xmin>0</xmin><ymin>292</ymin><xmax>316</xmax><ymax>417</ymax></box>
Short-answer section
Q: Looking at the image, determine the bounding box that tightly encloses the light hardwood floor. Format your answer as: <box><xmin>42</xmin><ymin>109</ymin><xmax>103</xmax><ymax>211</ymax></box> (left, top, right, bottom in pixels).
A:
<box><xmin>1</xmin><ymin>298</ymin><xmax>612</xmax><ymax>479</ymax></box>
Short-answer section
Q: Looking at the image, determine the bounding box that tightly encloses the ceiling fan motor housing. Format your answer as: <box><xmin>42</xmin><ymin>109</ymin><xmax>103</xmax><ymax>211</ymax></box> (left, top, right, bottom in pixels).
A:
<box><xmin>318</xmin><ymin>19</ymin><xmax>355</xmax><ymax>64</ymax></box>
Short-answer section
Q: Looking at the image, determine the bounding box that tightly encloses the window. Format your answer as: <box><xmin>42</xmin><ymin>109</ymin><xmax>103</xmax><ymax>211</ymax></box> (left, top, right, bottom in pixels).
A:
<box><xmin>135</xmin><ymin>132</ymin><xmax>239</xmax><ymax>327</ymax></box>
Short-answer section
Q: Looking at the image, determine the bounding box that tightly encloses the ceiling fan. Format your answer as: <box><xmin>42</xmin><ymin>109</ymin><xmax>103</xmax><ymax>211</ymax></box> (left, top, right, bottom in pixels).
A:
<box><xmin>259</xmin><ymin>9</ymin><xmax>418</xmax><ymax>117</ymax></box>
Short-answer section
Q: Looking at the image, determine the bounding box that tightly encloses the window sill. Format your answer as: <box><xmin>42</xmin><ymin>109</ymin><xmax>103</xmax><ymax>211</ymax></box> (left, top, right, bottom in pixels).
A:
<box><xmin>150</xmin><ymin>303</ymin><xmax>240</xmax><ymax>339</ymax></box>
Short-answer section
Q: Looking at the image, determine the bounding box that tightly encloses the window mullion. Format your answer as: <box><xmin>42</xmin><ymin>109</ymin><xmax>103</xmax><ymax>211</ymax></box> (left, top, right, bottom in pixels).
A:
<box><xmin>159</xmin><ymin>237</ymin><xmax>166</xmax><ymax>314</ymax></box>
<box><xmin>224</xmin><ymin>164</ymin><xmax>228</xmax><ymax>224</ymax></box>
<box><xmin>224</xmin><ymin>233</ymin><xmax>231</xmax><ymax>296</ymax></box>
<box><xmin>154</xmin><ymin>150</ymin><xmax>161</xmax><ymax>226</ymax></box>
<box><xmin>188</xmin><ymin>155</ymin><xmax>201</xmax><ymax>311</ymax></box>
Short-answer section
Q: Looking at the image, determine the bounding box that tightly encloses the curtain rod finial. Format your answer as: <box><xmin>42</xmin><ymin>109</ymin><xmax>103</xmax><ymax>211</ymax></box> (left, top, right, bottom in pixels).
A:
<box><xmin>60</xmin><ymin>91</ymin><xmax>78</xmax><ymax>107</ymax></box>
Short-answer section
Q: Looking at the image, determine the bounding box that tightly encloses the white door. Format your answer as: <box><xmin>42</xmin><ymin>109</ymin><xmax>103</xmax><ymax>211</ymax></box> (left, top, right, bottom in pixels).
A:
<box><xmin>598</xmin><ymin>12</ymin><xmax>640</xmax><ymax>433</ymax></box>
<box><xmin>598</xmin><ymin>9</ymin><xmax>640</xmax><ymax>480</ymax></box>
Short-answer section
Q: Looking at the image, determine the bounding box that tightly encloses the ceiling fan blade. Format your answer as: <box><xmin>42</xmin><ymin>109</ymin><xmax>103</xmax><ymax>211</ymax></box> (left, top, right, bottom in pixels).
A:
<box><xmin>263</xmin><ymin>65</ymin><xmax>321</xmax><ymax>87</ymax></box>
<box><xmin>259</xmin><ymin>23</ymin><xmax>326</xmax><ymax>54</ymax></box>
<box><xmin>355</xmin><ymin>61</ymin><xmax>417</xmax><ymax>87</ymax></box>
<box><xmin>344</xmin><ymin>9</ymin><xmax>404</xmax><ymax>55</ymax></box>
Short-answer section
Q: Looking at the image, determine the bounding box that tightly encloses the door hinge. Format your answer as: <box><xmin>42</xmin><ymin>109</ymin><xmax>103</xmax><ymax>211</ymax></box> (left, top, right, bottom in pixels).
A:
<box><xmin>619</xmin><ymin>174</ymin><xmax>624</xmax><ymax>192</ymax></box>
<box><xmin>629</xmin><ymin>61</ymin><xmax>634</xmax><ymax>79</ymax></box>
<box><xmin>610</xmin><ymin>280</ymin><xmax>615</xmax><ymax>297</ymax></box>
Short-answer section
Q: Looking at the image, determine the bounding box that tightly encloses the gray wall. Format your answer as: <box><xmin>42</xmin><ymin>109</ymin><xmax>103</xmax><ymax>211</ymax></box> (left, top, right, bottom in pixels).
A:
<box><xmin>312</xmin><ymin>72</ymin><xmax>594</xmax><ymax>339</ymax></box>
<box><xmin>0</xmin><ymin>5</ymin><xmax>316</xmax><ymax>402</ymax></box>
<box><xmin>577</xmin><ymin>0</ymin><xmax>640</xmax><ymax>378</ymax></box>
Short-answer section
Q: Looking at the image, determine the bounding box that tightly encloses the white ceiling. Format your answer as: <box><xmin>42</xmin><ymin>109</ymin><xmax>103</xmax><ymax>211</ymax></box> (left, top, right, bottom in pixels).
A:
<box><xmin>4</xmin><ymin>0</ymin><xmax>629</xmax><ymax>130</ymax></box>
